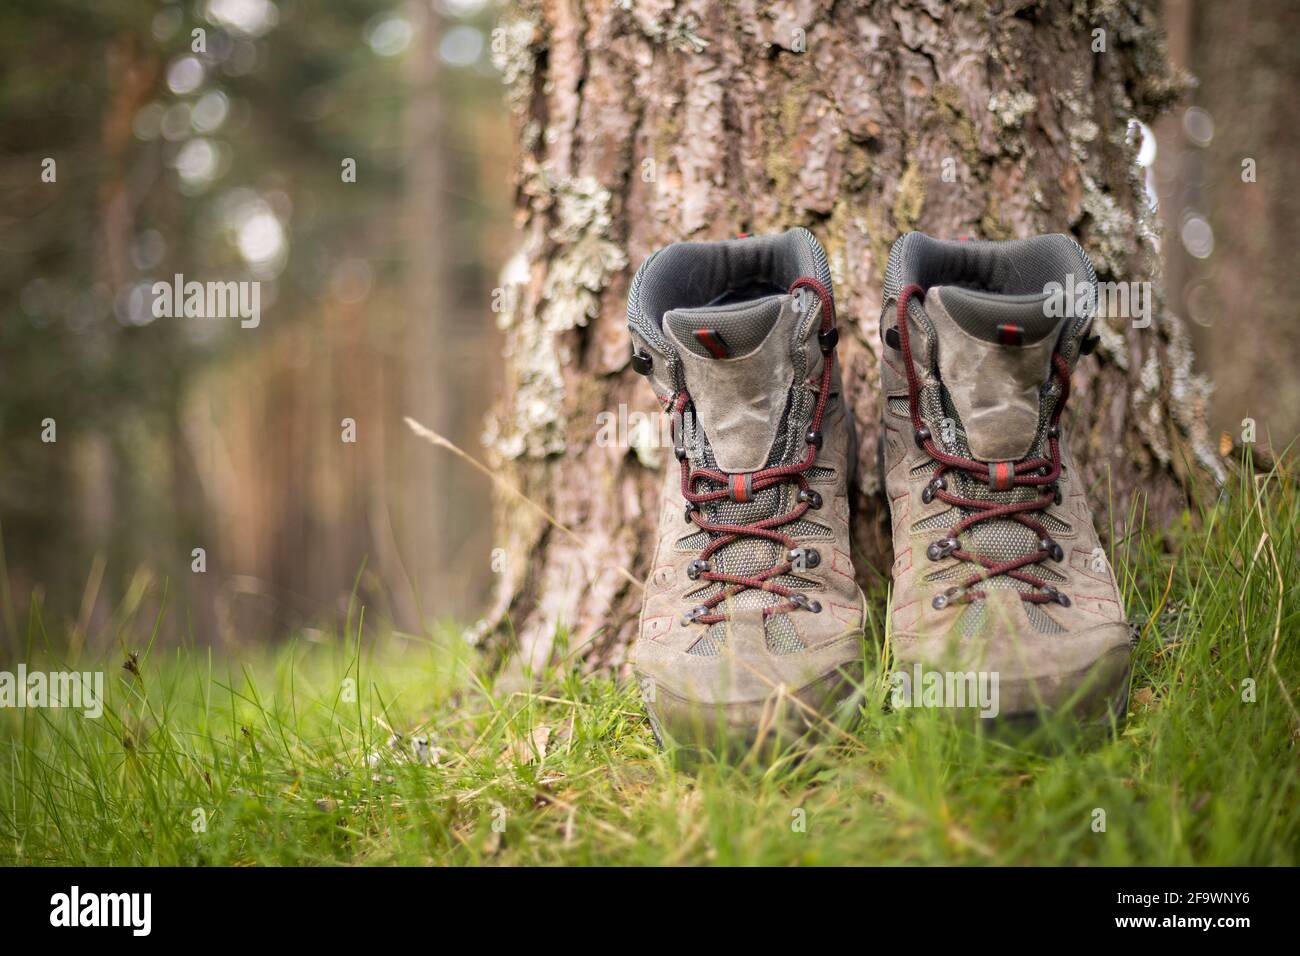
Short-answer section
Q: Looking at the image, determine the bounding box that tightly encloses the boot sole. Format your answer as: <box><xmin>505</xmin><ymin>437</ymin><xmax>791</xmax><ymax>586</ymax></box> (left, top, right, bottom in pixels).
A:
<box><xmin>637</xmin><ymin>665</ymin><xmax>864</xmax><ymax>762</ymax></box>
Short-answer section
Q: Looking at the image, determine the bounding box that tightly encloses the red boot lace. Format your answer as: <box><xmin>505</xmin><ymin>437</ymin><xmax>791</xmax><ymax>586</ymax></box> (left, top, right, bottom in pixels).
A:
<box><xmin>670</xmin><ymin>277</ymin><xmax>838</xmax><ymax>626</ymax></box>
<box><xmin>893</xmin><ymin>282</ymin><xmax>1073</xmax><ymax>611</ymax></box>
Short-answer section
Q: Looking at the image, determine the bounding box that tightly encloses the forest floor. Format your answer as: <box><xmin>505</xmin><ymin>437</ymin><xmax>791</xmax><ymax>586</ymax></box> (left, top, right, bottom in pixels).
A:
<box><xmin>2</xmin><ymin>454</ymin><xmax>1297</xmax><ymax>866</ymax></box>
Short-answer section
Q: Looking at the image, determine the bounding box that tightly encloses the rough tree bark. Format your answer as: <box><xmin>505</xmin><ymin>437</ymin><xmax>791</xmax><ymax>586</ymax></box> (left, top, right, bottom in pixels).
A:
<box><xmin>481</xmin><ymin>0</ymin><xmax>1224</xmax><ymax>673</ymax></box>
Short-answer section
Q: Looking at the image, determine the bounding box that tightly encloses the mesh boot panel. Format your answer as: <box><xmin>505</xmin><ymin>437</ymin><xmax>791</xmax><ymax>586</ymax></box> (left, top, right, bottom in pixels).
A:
<box><xmin>903</xmin><ymin>296</ymin><xmax>1074</xmax><ymax>632</ymax></box>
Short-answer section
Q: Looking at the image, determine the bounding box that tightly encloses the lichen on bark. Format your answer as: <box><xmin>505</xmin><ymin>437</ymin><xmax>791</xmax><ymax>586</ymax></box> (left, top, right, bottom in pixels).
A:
<box><xmin>487</xmin><ymin>174</ymin><xmax>626</xmax><ymax>462</ymax></box>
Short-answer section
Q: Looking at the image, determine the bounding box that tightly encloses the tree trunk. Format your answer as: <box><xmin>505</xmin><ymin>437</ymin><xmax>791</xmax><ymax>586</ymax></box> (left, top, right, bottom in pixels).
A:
<box><xmin>395</xmin><ymin>0</ymin><xmax>450</xmax><ymax>631</ymax></box>
<box><xmin>483</xmin><ymin>0</ymin><xmax>1224</xmax><ymax>673</ymax></box>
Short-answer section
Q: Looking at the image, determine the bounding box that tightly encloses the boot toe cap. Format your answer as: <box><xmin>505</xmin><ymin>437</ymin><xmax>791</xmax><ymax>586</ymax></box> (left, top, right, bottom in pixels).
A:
<box><xmin>891</xmin><ymin>620</ymin><xmax>1132</xmax><ymax>722</ymax></box>
<box><xmin>634</xmin><ymin>630</ymin><xmax>864</xmax><ymax>752</ymax></box>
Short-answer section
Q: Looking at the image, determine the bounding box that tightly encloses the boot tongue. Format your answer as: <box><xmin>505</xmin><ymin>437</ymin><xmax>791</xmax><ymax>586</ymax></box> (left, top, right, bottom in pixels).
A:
<box><xmin>925</xmin><ymin>286</ymin><xmax>1067</xmax><ymax>462</ymax></box>
<box><xmin>664</xmin><ymin>294</ymin><xmax>786</xmax><ymax>360</ymax></box>
<box><xmin>663</xmin><ymin>294</ymin><xmax>809</xmax><ymax>474</ymax></box>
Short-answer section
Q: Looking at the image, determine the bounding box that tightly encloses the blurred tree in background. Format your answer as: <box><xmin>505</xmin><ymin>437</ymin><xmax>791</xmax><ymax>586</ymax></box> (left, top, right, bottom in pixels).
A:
<box><xmin>1156</xmin><ymin>0</ymin><xmax>1300</xmax><ymax>448</ymax></box>
<box><xmin>0</xmin><ymin>0</ymin><xmax>510</xmax><ymax>652</ymax></box>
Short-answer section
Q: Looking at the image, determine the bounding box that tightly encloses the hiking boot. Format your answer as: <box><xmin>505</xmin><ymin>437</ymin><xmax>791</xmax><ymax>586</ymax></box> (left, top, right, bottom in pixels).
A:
<box><xmin>878</xmin><ymin>233</ymin><xmax>1132</xmax><ymax>724</ymax></box>
<box><xmin>626</xmin><ymin>229</ymin><xmax>866</xmax><ymax>752</ymax></box>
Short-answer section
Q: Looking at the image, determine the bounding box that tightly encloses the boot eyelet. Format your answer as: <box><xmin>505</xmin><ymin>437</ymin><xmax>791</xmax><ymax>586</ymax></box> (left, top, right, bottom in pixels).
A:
<box><xmin>1051</xmin><ymin>484</ymin><xmax>1063</xmax><ymax>506</ymax></box>
<box><xmin>914</xmin><ymin>426</ymin><xmax>931</xmax><ymax>448</ymax></box>
<box><xmin>805</xmin><ymin>429</ymin><xmax>823</xmax><ymax>449</ymax></box>
<box><xmin>926</xmin><ymin>537</ymin><xmax>959</xmax><ymax>561</ymax></box>
<box><xmin>630</xmin><ymin>349</ymin><xmax>653</xmax><ymax>376</ymax></box>
<box><xmin>921</xmin><ymin>476</ymin><xmax>947</xmax><ymax>504</ymax></box>
<box><xmin>818</xmin><ymin>328</ymin><xmax>839</xmax><ymax>353</ymax></box>
<box><xmin>684</xmin><ymin>502</ymin><xmax>699</xmax><ymax>522</ymax></box>
<box><xmin>789</xmin><ymin>594</ymin><xmax>822</xmax><ymax>613</ymax></box>
<box><xmin>1040</xmin><ymin>538</ymin><xmax>1064</xmax><ymax>563</ymax></box>
<box><xmin>932</xmin><ymin>587</ymin><xmax>963</xmax><ymax>610</ymax></box>
<box><xmin>1046</xmin><ymin>425</ymin><xmax>1060</xmax><ymax>439</ymax></box>
<box><xmin>682</xmin><ymin>605</ymin><xmax>710</xmax><ymax>626</ymax></box>
<box><xmin>674</xmin><ymin>443</ymin><xmax>687</xmax><ymax>461</ymax></box>
<box><xmin>687</xmin><ymin>559</ymin><xmax>711</xmax><ymax>580</ymax></box>
<box><xmin>1043</xmin><ymin>586</ymin><xmax>1071</xmax><ymax>607</ymax></box>
<box><xmin>797</xmin><ymin>489</ymin><xmax>823</xmax><ymax>509</ymax></box>
<box><xmin>884</xmin><ymin>327</ymin><xmax>901</xmax><ymax>350</ymax></box>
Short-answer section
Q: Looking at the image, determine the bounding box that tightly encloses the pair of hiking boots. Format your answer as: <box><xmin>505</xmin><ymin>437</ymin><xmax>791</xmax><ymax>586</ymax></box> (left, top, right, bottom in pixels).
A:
<box><xmin>626</xmin><ymin>229</ymin><xmax>1131</xmax><ymax>751</ymax></box>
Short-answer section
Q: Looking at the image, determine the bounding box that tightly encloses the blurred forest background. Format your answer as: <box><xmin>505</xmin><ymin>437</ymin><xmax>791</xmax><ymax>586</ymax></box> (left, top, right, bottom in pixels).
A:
<box><xmin>1</xmin><ymin>0</ymin><xmax>510</xmax><ymax>650</ymax></box>
<box><xmin>0</xmin><ymin>0</ymin><xmax>1294</xmax><ymax>654</ymax></box>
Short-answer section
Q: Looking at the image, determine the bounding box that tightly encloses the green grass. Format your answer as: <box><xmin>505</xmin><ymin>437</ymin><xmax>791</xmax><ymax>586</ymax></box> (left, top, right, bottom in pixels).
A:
<box><xmin>2</xmin><ymin>455</ymin><xmax>1297</xmax><ymax>866</ymax></box>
